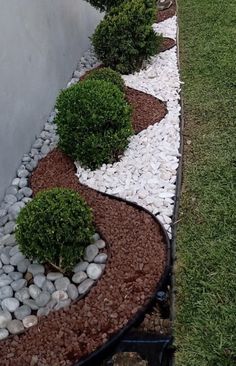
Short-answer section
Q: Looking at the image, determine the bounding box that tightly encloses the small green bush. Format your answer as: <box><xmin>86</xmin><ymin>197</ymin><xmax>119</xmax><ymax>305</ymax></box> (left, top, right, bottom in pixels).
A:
<box><xmin>84</xmin><ymin>67</ymin><xmax>125</xmax><ymax>93</ymax></box>
<box><xmin>86</xmin><ymin>0</ymin><xmax>125</xmax><ymax>12</ymax></box>
<box><xmin>55</xmin><ymin>79</ymin><xmax>133</xmax><ymax>169</ymax></box>
<box><xmin>16</xmin><ymin>188</ymin><xmax>94</xmax><ymax>271</ymax></box>
<box><xmin>92</xmin><ymin>0</ymin><xmax>161</xmax><ymax>74</ymax></box>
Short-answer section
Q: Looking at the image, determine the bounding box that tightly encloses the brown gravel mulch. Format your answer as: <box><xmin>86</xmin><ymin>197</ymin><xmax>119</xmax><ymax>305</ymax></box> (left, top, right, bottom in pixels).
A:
<box><xmin>156</xmin><ymin>0</ymin><xmax>176</xmax><ymax>23</ymax></box>
<box><xmin>126</xmin><ymin>87</ymin><xmax>167</xmax><ymax>133</ymax></box>
<box><xmin>159</xmin><ymin>37</ymin><xmax>176</xmax><ymax>53</ymax></box>
<box><xmin>0</xmin><ymin>150</ymin><xmax>168</xmax><ymax>366</ymax></box>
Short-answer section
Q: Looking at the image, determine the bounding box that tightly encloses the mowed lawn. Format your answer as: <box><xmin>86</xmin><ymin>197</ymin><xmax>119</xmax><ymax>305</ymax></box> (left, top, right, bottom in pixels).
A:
<box><xmin>175</xmin><ymin>0</ymin><xmax>236</xmax><ymax>365</ymax></box>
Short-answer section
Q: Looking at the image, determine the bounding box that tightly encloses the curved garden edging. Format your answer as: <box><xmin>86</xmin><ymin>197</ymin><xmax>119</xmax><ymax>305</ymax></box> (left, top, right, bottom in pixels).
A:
<box><xmin>0</xmin><ymin>3</ymin><xmax>180</xmax><ymax>365</ymax></box>
<box><xmin>0</xmin><ymin>159</ymin><xmax>170</xmax><ymax>364</ymax></box>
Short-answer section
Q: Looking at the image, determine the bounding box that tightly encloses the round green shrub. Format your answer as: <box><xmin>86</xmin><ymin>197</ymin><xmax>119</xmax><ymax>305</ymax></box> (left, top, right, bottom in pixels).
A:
<box><xmin>84</xmin><ymin>67</ymin><xmax>125</xmax><ymax>93</ymax></box>
<box><xmin>55</xmin><ymin>79</ymin><xmax>133</xmax><ymax>169</ymax></box>
<box><xmin>92</xmin><ymin>0</ymin><xmax>161</xmax><ymax>74</ymax></box>
<box><xmin>86</xmin><ymin>0</ymin><xmax>125</xmax><ymax>12</ymax></box>
<box><xmin>15</xmin><ymin>188</ymin><xmax>95</xmax><ymax>272</ymax></box>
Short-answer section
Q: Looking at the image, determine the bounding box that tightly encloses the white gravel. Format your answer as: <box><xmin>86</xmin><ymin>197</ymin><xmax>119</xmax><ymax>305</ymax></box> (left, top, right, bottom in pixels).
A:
<box><xmin>76</xmin><ymin>16</ymin><xmax>181</xmax><ymax>237</ymax></box>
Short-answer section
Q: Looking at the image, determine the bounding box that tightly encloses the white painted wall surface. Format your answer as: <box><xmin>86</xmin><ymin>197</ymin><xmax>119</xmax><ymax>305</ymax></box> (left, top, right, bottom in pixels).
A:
<box><xmin>0</xmin><ymin>0</ymin><xmax>102</xmax><ymax>199</ymax></box>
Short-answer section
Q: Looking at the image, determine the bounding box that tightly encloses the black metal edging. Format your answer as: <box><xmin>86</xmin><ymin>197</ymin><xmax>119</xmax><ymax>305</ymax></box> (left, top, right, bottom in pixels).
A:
<box><xmin>73</xmin><ymin>4</ymin><xmax>182</xmax><ymax>363</ymax></box>
<box><xmin>170</xmin><ymin>0</ymin><xmax>185</xmax><ymax>365</ymax></box>
<box><xmin>73</xmin><ymin>190</ymin><xmax>171</xmax><ymax>366</ymax></box>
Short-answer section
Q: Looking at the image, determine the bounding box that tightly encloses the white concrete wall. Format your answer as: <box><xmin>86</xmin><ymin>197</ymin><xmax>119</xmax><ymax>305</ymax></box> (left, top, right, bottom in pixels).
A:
<box><xmin>0</xmin><ymin>0</ymin><xmax>102</xmax><ymax>200</ymax></box>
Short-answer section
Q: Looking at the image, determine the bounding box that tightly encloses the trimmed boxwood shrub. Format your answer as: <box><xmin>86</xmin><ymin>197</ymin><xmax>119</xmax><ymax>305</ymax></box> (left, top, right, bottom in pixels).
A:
<box><xmin>55</xmin><ymin>79</ymin><xmax>133</xmax><ymax>169</ymax></box>
<box><xmin>92</xmin><ymin>0</ymin><xmax>161</xmax><ymax>74</ymax></box>
<box><xmin>84</xmin><ymin>67</ymin><xmax>125</xmax><ymax>93</ymax></box>
<box><xmin>86</xmin><ymin>0</ymin><xmax>125</xmax><ymax>12</ymax></box>
<box><xmin>15</xmin><ymin>188</ymin><xmax>94</xmax><ymax>272</ymax></box>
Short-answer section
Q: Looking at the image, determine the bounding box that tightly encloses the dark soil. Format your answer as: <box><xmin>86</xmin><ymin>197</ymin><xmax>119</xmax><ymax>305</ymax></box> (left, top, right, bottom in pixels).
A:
<box><xmin>156</xmin><ymin>0</ymin><xmax>176</xmax><ymax>23</ymax></box>
<box><xmin>137</xmin><ymin>306</ymin><xmax>172</xmax><ymax>336</ymax></box>
<box><xmin>0</xmin><ymin>150</ymin><xmax>168</xmax><ymax>366</ymax></box>
<box><xmin>112</xmin><ymin>352</ymin><xmax>148</xmax><ymax>366</ymax></box>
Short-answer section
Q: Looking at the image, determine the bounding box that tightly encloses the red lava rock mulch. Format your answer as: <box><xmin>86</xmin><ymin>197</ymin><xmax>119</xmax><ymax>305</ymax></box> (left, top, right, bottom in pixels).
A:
<box><xmin>125</xmin><ymin>87</ymin><xmax>167</xmax><ymax>134</ymax></box>
<box><xmin>156</xmin><ymin>0</ymin><xmax>176</xmax><ymax>23</ymax></box>
<box><xmin>0</xmin><ymin>150</ymin><xmax>168</xmax><ymax>366</ymax></box>
<box><xmin>160</xmin><ymin>37</ymin><xmax>176</xmax><ymax>53</ymax></box>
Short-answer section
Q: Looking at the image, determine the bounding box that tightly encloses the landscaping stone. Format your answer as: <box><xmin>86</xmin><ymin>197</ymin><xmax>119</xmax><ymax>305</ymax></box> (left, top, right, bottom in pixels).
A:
<box><xmin>10</xmin><ymin>252</ymin><xmax>25</xmax><ymax>266</ymax></box>
<box><xmin>94</xmin><ymin>253</ymin><xmax>108</xmax><ymax>264</ymax></box>
<box><xmin>23</xmin><ymin>299</ymin><xmax>39</xmax><ymax>310</ymax></box>
<box><xmin>35</xmin><ymin>291</ymin><xmax>51</xmax><ymax>307</ymax></box>
<box><xmin>12</xmin><ymin>178</ymin><xmax>20</xmax><ymax>186</ymax></box>
<box><xmin>72</xmin><ymin>271</ymin><xmax>87</xmax><ymax>284</ymax></box>
<box><xmin>84</xmin><ymin>244</ymin><xmax>98</xmax><ymax>262</ymax></box>
<box><xmin>29</xmin><ymin>284</ymin><xmax>41</xmax><ymax>299</ymax></box>
<box><xmin>91</xmin><ymin>233</ymin><xmax>100</xmax><ymax>242</ymax></box>
<box><xmin>6</xmin><ymin>186</ymin><xmax>18</xmax><ymax>196</ymax></box>
<box><xmin>17</xmin><ymin>168</ymin><xmax>29</xmax><ymax>178</ymax></box>
<box><xmin>2</xmin><ymin>298</ymin><xmax>20</xmax><ymax>312</ymax></box>
<box><xmin>51</xmin><ymin>290</ymin><xmax>68</xmax><ymax>302</ymax></box>
<box><xmin>0</xmin><ymin>328</ymin><xmax>9</xmax><ymax>340</ymax></box>
<box><xmin>11</xmin><ymin>278</ymin><xmax>27</xmax><ymax>291</ymax></box>
<box><xmin>0</xmin><ymin>274</ymin><xmax>12</xmax><ymax>287</ymax></box>
<box><xmin>0</xmin><ymin>234</ymin><xmax>16</xmax><ymax>247</ymax></box>
<box><xmin>46</xmin><ymin>272</ymin><xmax>63</xmax><ymax>281</ymax></box>
<box><xmin>78</xmin><ymin>279</ymin><xmax>94</xmax><ymax>295</ymax></box>
<box><xmin>18</xmin><ymin>178</ymin><xmax>28</xmax><ymax>188</ymax></box>
<box><xmin>9</xmin><ymin>245</ymin><xmax>20</xmax><ymax>256</ymax></box>
<box><xmin>3</xmin><ymin>221</ymin><xmax>15</xmax><ymax>235</ymax></box>
<box><xmin>22</xmin><ymin>315</ymin><xmax>38</xmax><ymax>328</ymax></box>
<box><xmin>42</xmin><ymin>280</ymin><xmax>55</xmax><ymax>294</ymax></box>
<box><xmin>4</xmin><ymin>195</ymin><xmax>17</xmax><ymax>205</ymax></box>
<box><xmin>3</xmin><ymin>265</ymin><xmax>14</xmax><ymax>274</ymax></box>
<box><xmin>54</xmin><ymin>277</ymin><xmax>70</xmax><ymax>291</ymax></box>
<box><xmin>54</xmin><ymin>299</ymin><xmax>71</xmax><ymax>311</ymax></box>
<box><xmin>18</xmin><ymin>187</ymin><xmax>32</xmax><ymax>198</ymax></box>
<box><xmin>15</xmin><ymin>288</ymin><xmax>30</xmax><ymax>302</ymax></box>
<box><xmin>9</xmin><ymin>271</ymin><xmax>23</xmax><ymax>281</ymax></box>
<box><xmin>87</xmin><ymin>263</ymin><xmax>102</xmax><ymax>280</ymax></box>
<box><xmin>17</xmin><ymin>258</ymin><xmax>30</xmax><ymax>273</ymax></box>
<box><xmin>0</xmin><ymin>209</ymin><xmax>7</xmax><ymax>220</ymax></box>
<box><xmin>67</xmin><ymin>283</ymin><xmax>78</xmax><ymax>300</ymax></box>
<box><xmin>33</xmin><ymin>274</ymin><xmax>46</xmax><ymax>288</ymax></box>
<box><xmin>28</xmin><ymin>263</ymin><xmax>45</xmax><ymax>275</ymax></box>
<box><xmin>7</xmin><ymin>319</ymin><xmax>24</xmax><ymax>334</ymax></box>
<box><xmin>0</xmin><ymin>286</ymin><xmax>13</xmax><ymax>300</ymax></box>
<box><xmin>0</xmin><ymin>310</ymin><xmax>11</xmax><ymax>328</ymax></box>
<box><xmin>0</xmin><ymin>253</ymin><xmax>10</xmax><ymax>265</ymax></box>
<box><xmin>95</xmin><ymin>239</ymin><xmax>106</xmax><ymax>249</ymax></box>
<box><xmin>73</xmin><ymin>261</ymin><xmax>89</xmax><ymax>273</ymax></box>
<box><xmin>2</xmin><ymin>264</ymin><xmax>14</xmax><ymax>274</ymax></box>
<box><xmin>37</xmin><ymin>307</ymin><xmax>50</xmax><ymax>317</ymax></box>
<box><xmin>14</xmin><ymin>305</ymin><xmax>31</xmax><ymax>321</ymax></box>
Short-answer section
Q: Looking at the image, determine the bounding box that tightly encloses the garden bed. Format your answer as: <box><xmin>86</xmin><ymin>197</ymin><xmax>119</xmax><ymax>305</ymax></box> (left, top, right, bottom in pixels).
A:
<box><xmin>0</xmin><ymin>2</ymin><xmax>180</xmax><ymax>365</ymax></box>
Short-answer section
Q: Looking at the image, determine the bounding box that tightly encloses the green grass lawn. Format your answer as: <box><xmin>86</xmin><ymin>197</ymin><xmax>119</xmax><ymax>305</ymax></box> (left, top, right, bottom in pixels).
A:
<box><xmin>175</xmin><ymin>0</ymin><xmax>236</xmax><ymax>365</ymax></box>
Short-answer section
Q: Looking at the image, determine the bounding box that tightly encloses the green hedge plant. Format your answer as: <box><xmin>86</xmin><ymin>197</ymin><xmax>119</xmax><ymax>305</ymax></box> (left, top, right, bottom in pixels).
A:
<box><xmin>84</xmin><ymin>67</ymin><xmax>125</xmax><ymax>93</ymax></box>
<box><xmin>92</xmin><ymin>0</ymin><xmax>161</xmax><ymax>74</ymax></box>
<box><xmin>55</xmin><ymin>79</ymin><xmax>133</xmax><ymax>169</ymax></box>
<box><xmin>86</xmin><ymin>0</ymin><xmax>125</xmax><ymax>12</ymax></box>
<box><xmin>16</xmin><ymin>188</ymin><xmax>94</xmax><ymax>272</ymax></box>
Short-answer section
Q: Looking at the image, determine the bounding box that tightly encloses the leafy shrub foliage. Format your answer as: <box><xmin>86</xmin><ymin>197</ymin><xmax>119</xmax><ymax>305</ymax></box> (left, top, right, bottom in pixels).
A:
<box><xmin>86</xmin><ymin>0</ymin><xmax>125</xmax><ymax>12</ymax></box>
<box><xmin>84</xmin><ymin>67</ymin><xmax>125</xmax><ymax>93</ymax></box>
<box><xmin>16</xmin><ymin>188</ymin><xmax>94</xmax><ymax>271</ymax></box>
<box><xmin>55</xmin><ymin>79</ymin><xmax>133</xmax><ymax>169</ymax></box>
<box><xmin>92</xmin><ymin>0</ymin><xmax>161</xmax><ymax>74</ymax></box>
